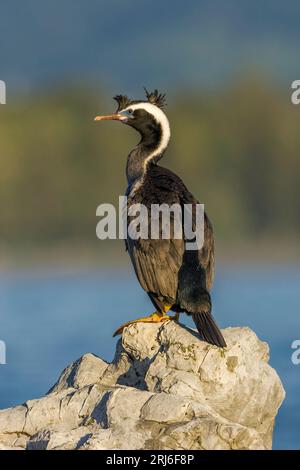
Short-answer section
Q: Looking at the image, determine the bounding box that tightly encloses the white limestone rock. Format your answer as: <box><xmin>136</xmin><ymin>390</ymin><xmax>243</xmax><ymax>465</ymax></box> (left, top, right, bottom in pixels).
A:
<box><xmin>48</xmin><ymin>353</ymin><xmax>108</xmax><ymax>393</ymax></box>
<box><xmin>0</xmin><ymin>322</ymin><xmax>285</xmax><ymax>450</ymax></box>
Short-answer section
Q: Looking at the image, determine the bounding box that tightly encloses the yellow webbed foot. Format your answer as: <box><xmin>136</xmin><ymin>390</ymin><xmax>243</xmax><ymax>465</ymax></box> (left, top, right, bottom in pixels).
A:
<box><xmin>112</xmin><ymin>307</ymin><xmax>179</xmax><ymax>337</ymax></box>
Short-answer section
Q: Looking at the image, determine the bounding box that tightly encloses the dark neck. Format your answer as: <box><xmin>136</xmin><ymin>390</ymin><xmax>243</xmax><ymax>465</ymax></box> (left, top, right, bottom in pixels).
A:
<box><xmin>126</xmin><ymin>124</ymin><xmax>164</xmax><ymax>185</ymax></box>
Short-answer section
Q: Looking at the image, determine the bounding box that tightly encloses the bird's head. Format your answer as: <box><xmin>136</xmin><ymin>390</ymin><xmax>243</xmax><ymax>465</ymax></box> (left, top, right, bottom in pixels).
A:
<box><xmin>94</xmin><ymin>89</ymin><xmax>170</xmax><ymax>144</ymax></box>
<box><xmin>95</xmin><ymin>89</ymin><xmax>171</xmax><ymax>183</ymax></box>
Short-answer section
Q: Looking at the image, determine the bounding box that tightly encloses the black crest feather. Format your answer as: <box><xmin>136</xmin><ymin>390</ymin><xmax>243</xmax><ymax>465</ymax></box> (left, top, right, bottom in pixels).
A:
<box><xmin>144</xmin><ymin>88</ymin><xmax>167</xmax><ymax>109</ymax></box>
<box><xmin>113</xmin><ymin>95</ymin><xmax>133</xmax><ymax>112</ymax></box>
<box><xmin>113</xmin><ymin>89</ymin><xmax>167</xmax><ymax>112</ymax></box>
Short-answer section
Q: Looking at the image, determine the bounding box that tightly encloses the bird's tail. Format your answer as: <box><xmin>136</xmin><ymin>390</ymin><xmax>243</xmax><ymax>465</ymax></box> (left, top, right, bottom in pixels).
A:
<box><xmin>192</xmin><ymin>312</ymin><xmax>227</xmax><ymax>348</ymax></box>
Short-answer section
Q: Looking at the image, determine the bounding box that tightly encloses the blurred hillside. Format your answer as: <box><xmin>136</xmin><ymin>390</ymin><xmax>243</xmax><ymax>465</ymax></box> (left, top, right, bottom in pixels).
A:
<box><xmin>0</xmin><ymin>1</ymin><xmax>299</xmax><ymax>265</ymax></box>
<box><xmin>0</xmin><ymin>79</ymin><xmax>299</xmax><ymax>265</ymax></box>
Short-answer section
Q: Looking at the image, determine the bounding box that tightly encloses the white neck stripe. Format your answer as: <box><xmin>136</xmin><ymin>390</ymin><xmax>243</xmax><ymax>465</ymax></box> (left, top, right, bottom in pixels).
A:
<box><xmin>123</xmin><ymin>102</ymin><xmax>171</xmax><ymax>164</ymax></box>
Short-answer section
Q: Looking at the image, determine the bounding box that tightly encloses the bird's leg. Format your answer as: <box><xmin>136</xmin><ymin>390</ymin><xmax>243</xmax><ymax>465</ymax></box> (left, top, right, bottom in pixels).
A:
<box><xmin>113</xmin><ymin>305</ymin><xmax>179</xmax><ymax>337</ymax></box>
<box><xmin>173</xmin><ymin>312</ymin><xmax>180</xmax><ymax>321</ymax></box>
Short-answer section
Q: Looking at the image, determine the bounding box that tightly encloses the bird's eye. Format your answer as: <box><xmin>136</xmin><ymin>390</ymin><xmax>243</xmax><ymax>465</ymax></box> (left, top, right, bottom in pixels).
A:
<box><xmin>127</xmin><ymin>109</ymin><xmax>133</xmax><ymax>114</ymax></box>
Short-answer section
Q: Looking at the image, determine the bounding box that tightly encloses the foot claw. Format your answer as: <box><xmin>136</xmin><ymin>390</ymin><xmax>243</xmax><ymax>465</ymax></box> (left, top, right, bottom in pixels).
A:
<box><xmin>112</xmin><ymin>328</ymin><xmax>123</xmax><ymax>337</ymax></box>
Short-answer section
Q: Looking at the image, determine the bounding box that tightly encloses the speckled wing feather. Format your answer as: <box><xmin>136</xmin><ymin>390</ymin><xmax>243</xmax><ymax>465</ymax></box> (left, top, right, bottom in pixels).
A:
<box><xmin>126</xmin><ymin>165</ymin><xmax>214</xmax><ymax>310</ymax></box>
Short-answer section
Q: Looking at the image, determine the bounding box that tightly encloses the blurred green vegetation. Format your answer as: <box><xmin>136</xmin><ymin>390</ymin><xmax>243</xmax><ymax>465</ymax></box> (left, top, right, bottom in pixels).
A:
<box><xmin>0</xmin><ymin>79</ymin><xmax>299</xmax><ymax>264</ymax></box>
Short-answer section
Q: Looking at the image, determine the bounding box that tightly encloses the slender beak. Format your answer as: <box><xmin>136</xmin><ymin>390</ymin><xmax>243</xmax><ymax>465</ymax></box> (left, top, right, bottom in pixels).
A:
<box><xmin>94</xmin><ymin>114</ymin><xmax>124</xmax><ymax>122</ymax></box>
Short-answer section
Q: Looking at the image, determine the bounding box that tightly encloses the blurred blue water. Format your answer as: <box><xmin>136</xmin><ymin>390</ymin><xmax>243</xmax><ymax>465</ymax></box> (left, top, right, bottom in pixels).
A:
<box><xmin>0</xmin><ymin>266</ymin><xmax>299</xmax><ymax>449</ymax></box>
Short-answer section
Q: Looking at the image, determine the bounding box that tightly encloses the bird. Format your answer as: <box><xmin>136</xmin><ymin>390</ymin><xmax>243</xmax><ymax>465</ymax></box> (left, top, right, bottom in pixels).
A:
<box><xmin>94</xmin><ymin>89</ymin><xmax>226</xmax><ymax>348</ymax></box>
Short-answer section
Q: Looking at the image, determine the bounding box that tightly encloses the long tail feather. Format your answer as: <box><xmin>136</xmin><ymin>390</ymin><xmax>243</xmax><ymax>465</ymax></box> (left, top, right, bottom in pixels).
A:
<box><xmin>192</xmin><ymin>312</ymin><xmax>226</xmax><ymax>348</ymax></box>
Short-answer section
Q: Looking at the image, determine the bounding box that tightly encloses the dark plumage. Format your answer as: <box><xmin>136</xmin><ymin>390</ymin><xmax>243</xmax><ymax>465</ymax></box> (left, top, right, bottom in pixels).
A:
<box><xmin>95</xmin><ymin>89</ymin><xmax>226</xmax><ymax>348</ymax></box>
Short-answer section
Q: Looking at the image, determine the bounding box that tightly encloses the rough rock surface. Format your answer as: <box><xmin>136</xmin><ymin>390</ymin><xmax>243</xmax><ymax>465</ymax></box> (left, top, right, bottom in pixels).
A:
<box><xmin>0</xmin><ymin>322</ymin><xmax>285</xmax><ymax>450</ymax></box>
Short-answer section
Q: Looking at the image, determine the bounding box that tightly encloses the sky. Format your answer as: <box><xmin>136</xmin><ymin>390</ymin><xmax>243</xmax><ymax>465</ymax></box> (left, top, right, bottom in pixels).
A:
<box><xmin>0</xmin><ymin>0</ymin><xmax>299</xmax><ymax>94</ymax></box>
